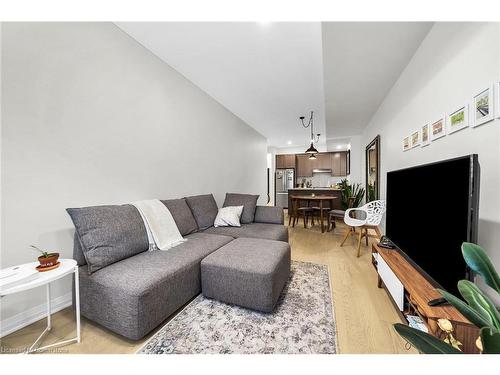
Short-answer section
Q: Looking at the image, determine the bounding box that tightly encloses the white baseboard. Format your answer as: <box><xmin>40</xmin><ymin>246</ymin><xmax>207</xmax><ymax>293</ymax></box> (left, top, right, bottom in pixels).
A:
<box><xmin>0</xmin><ymin>292</ymin><xmax>73</xmax><ymax>338</ymax></box>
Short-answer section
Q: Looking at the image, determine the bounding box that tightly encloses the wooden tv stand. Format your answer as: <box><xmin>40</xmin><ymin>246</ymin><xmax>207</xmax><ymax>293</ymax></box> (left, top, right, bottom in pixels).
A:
<box><xmin>371</xmin><ymin>243</ymin><xmax>479</xmax><ymax>354</ymax></box>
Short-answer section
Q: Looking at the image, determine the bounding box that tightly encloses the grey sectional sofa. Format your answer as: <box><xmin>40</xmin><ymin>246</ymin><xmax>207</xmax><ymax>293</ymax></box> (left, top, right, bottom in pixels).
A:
<box><xmin>201</xmin><ymin>237</ymin><xmax>290</xmax><ymax>312</ymax></box>
<box><xmin>68</xmin><ymin>193</ymin><xmax>288</xmax><ymax>340</ymax></box>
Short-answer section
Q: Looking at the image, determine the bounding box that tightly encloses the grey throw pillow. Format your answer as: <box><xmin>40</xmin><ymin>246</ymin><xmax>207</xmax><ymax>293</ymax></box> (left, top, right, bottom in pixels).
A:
<box><xmin>185</xmin><ymin>194</ymin><xmax>219</xmax><ymax>230</ymax></box>
<box><xmin>66</xmin><ymin>204</ymin><xmax>148</xmax><ymax>274</ymax></box>
<box><xmin>223</xmin><ymin>193</ymin><xmax>259</xmax><ymax>224</ymax></box>
<box><xmin>161</xmin><ymin>198</ymin><xmax>199</xmax><ymax>235</ymax></box>
<box><xmin>72</xmin><ymin>233</ymin><xmax>87</xmax><ymax>266</ymax></box>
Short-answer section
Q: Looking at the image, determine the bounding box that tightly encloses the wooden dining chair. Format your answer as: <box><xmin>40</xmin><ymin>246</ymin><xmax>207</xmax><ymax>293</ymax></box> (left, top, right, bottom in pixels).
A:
<box><xmin>340</xmin><ymin>200</ymin><xmax>386</xmax><ymax>257</ymax></box>
<box><xmin>288</xmin><ymin>197</ymin><xmax>315</xmax><ymax>228</ymax></box>
<box><xmin>327</xmin><ymin>196</ymin><xmax>356</xmax><ymax>232</ymax></box>
<box><xmin>311</xmin><ymin>206</ymin><xmax>330</xmax><ymax>227</ymax></box>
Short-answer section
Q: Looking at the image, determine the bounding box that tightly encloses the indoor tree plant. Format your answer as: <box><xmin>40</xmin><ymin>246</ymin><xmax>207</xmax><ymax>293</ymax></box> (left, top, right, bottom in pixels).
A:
<box><xmin>339</xmin><ymin>178</ymin><xmax>365</xmax><ymax>210</ymax></box>
<box><xmin>367</xmin><ymin>183</ymin><xmax>376</xmax><ymax>202</ymax></box>
<box><xmin>394</xmin><ymin>242</ymin><xmax>500</xmax><ymax>354</ymax></box>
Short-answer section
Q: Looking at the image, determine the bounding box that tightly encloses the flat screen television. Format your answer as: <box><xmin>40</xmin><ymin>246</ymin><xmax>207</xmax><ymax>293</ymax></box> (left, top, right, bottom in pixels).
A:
<box><xmin>386</xmin><ymin>155</ymin><xmax>480</xmax><ymax>296</ymax></box>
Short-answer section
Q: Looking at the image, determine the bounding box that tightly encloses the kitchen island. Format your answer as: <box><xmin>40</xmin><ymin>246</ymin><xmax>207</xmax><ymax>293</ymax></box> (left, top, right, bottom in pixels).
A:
<box><xmin>287</xmin><ymin>188</ymin><xmax>343</xmax><ymax>211</ymax></box>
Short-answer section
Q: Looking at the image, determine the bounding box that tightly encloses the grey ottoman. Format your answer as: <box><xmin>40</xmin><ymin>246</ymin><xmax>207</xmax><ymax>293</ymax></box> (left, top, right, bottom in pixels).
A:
<box><xmin>201</xmin><ymin>237</ymin><xmax>291</xmax><ymax>312</ymax></box>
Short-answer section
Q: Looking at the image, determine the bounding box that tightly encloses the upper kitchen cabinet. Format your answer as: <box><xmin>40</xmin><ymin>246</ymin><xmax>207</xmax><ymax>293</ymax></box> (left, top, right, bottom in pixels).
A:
<box><xmin>341</xmin><ymin>151</ymin><xmax>349</xmax><ymax>175</ymax></box>
<box><xmin>331</xmin><ymin>151</ymin><xmax>348</xmax><ymax>176</ymax></box>
<box><xmin>292</xmin><ymin>151</ymin><xmax>350</xmax><ymax>177</ymax></box>
<box><xmin>296</xmin><ymin>153</ymin><xmax>329</xmax><ymax>176</ymax></box>
<box><xmin>296</xmin><ymin>154</ymin><xmax>313</xmax><ymax>177</ymax></box>
<box><xmin>315</xmin><ymin>153</ymin><xmax>331</xmax><ymax>170</ymax></box>
<box><xmin>276</xmin><ymin>154</ymin><xmax>295</xmax><ymax>169</ymax></box>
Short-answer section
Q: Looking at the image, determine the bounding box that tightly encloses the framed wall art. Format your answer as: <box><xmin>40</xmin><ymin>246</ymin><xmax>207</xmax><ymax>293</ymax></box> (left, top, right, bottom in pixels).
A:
<box><xmin>447</xmin><ymin>104</ymin><xmax>469</xmax><ymax>134</ymax></box>
<box><xmin>410</xmin><ymin>130</ymin><xmax>420</xmax><ymax>148</ymax></box>
<box><xmin>402</xmin><ymin>136</ymin><xmax>410</xmax><ymax>151</ymax></box>
<box><xmin>421</xmin><ymin>124</ymin><xmax>430</xmax><ymax>147</ymax></box>
<box><xmin>471</xmin><ymin>85</ymin><xmax>494</xmax><ymax>127</ymax></box>
<box><xmin>431</xmin><ymin>117</ymin><xmax>446</xmax><ymax>141</ymax></box>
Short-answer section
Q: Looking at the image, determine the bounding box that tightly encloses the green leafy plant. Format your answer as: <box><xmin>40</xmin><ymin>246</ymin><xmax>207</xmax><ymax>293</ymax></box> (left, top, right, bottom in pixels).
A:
<box><xmin>340</xmin><ymin>179</ymin><xmax>365</xmax><ymax>210</ymax></box>
<box><xmin>367</xmin><ymin>183</ymin><xmax>376</xmax><ymax>202</ymax></box>
<box><xmin>30</xmin><ymin>245</ymin><xmax>53</xmax><ymax>258</ymax></box>
<box><xmin>394</xmin><ymin>242</ymin><xmax>500</xmax><ymax>354</ymax></box>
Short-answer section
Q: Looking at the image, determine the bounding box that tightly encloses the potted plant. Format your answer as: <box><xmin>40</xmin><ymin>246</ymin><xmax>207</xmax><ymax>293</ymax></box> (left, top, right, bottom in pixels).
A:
<box><xmin>367</xmin><ymin>183</ymin><xmax>376</xmax><ymax>202</ymax></box>
<box><xmin>30</xmin><ymin>245</ymin><xmax>59</xmax><ymax>268</ymax></box>
<box><xmin>394</xmin><ymin>242</ymin><xmax>500</xmax><ymax>354</ymax></box>
<box><xmin>339</xmin><ymin>178</ymin><xmax>365</xmax><ymax>210</ymax></box>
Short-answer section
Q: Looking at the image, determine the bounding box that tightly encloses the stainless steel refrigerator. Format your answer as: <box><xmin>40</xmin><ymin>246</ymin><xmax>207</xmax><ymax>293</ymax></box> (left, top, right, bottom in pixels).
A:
<box><xmin>275</xmin><ymin>168</ymin><xmax>294</xmax><ymax>208</ymax></box>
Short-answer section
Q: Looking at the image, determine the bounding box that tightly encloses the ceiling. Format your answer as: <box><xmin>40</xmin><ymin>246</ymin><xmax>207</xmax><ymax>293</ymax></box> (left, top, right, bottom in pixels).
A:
<box><xmin>117</xmin><ymin>22</ymin><xmax>325</xmax><ymax>149</ymax></box>
<box><xmin>117</xmin><ymin>22</ymin><xmax>433</xmax><ymax>148</ymax></box>
<box><xmin>322</xmin><ymin>22</ymin><xmax>433</xmax><ymax>138</ymax></box>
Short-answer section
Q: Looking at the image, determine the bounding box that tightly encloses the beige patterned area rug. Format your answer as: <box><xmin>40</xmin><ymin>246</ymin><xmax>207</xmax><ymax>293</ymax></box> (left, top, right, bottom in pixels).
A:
<box><xmin>137</xmin><ymin>261</ymin><xmax>337</xmax><ymax>354</ymax></box>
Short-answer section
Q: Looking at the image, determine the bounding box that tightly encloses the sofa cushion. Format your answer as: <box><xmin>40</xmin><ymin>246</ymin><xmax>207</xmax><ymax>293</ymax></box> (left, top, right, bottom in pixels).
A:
<box><xmin>185</xmin><ymin>194</ymin><xmax>218</xmax><ymax>230</ymax></box>
<box><xmin>73</xmin><ymin>233</ymin><xmax>87</xmax><ymax>266</ymax></box>
<box><xmin>201</xmin><ymin>237</ymin><xmax>290</xmax><ymax>312</ymax></box>
<box><xmin>66</xmin><ymin>204</ymin><xmax>148</xmax><ymax>274</ymax></box>
<box><xmin>254</xmin><ymin>205</ymin><xmax>284</xmax><ymax>225</ymax></box>
<box><xmin>214</xmin><ymin>205</ymin><xmax>244</xmax><ymax>227</ymax></box>
<box><xmin>203</xmin><ymin>222</ymin><xmax>288</xmax><ymax>242</ymax></box>
<box><xmin>223</xmin><ymin>193</ymin><xmax>259</xmax><ymax>224</ymax></box>
<box><xmin>77</xmin><ymin>232</ymin><xmax>233</xmax><ymax>340</ymax></box>
<box><xmin>161</xmin><ymin>198</ymin><xmax>198</xmax><ymax>235</ymax></box>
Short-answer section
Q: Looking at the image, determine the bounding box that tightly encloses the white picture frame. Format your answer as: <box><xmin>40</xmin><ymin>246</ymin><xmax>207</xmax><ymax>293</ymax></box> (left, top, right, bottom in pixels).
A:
<box><xmin>430</xmin><ymin>117</ymin><xmax>446</xmax><ymax>141</ymax></box>
<box><xmin>402</xmin><ymin>136</ymin><xmax>410</xmax><ymax>151</ymax></box>
<box><xmin>421</xmin><ymin>124</ymin><xmax>430</xmax><ymax>147</ymax></box>
<box><xmin>410</xmin><ymin>130</ymin><xmax>420</xmax><ymax>148</ymax></box>
<box><xmin>471</xmin><ymin>85</ymin><xmax>494</xmax><ymax>127</ymax></box>
<box><xmin>446</xmin><ymin>104</ymin><xmax>469</xmax><ymax>134</ymax></box>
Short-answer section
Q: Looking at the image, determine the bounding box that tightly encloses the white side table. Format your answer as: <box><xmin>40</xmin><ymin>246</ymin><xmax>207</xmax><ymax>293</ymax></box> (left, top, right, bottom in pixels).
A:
<box><xmin>0</xmin><ymin>259</ymin><xmax>80</xmax><ymax>353</ymax></box>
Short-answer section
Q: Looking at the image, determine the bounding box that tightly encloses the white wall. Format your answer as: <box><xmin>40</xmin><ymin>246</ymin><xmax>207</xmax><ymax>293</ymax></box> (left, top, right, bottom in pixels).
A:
<box><xmin>0</xmin><ymin>23</ymin><xmax>267</xmax><ymax>330</ymax></box>
<box><xmin>360</xmin><ymin>22</ymin><xmax>500</xmax><ymax>302</ymax></box>
<box><xmin>267</xmin><ymin>149</ymin><xmax>275</xmax><ymax>206</ymax></box>
<box><xmin>346</xmin><ymin>135</ymin><xmax>361</xmax><ymax>185</ymax></box>
<box><xmin>325</xmin><ymin>137</ymin><xmax>350</xmax><ymax>151</ymax></box>
<box><xmin>274</xmin><ymin>143</ymin><xmax>328</xmax><ymax>155</ymax></box>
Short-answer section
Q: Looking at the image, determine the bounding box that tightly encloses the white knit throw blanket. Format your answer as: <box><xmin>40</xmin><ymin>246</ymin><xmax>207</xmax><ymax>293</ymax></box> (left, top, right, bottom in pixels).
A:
<box><xmin>132</xmin><ymin>199</ymin><xmax>186</xmax><ymax>251</ymax></box>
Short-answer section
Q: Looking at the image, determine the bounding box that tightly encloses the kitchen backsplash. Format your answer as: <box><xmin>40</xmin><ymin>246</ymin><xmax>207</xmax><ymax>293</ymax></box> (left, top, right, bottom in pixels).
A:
<box><xmin>296</xmin><ymin>174</ymin><xmax>347</xmax><ymax>188</ymax></box>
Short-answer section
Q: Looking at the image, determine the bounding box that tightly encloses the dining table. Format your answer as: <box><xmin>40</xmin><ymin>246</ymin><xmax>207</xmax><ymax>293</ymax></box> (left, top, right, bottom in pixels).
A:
<box><xmin>289</xmin><ymin>194</ymin><xmax>338</xmax><ymax>233</ymax></box>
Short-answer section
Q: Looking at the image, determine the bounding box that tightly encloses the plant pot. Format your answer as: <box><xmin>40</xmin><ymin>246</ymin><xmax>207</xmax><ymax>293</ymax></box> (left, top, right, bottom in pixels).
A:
<box><xmin>38</xmin><ymin>253</ymin><xmax>59</xmax><ymax>268</ymax></box>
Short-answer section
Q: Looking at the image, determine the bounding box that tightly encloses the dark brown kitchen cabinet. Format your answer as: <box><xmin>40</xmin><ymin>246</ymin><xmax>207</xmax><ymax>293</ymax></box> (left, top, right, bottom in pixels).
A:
<box><xmin>290</xmin><ymin>151</ymin><xmax>350</xmax><ymax>177</ymax></box>
<box><xmin>315</xmin><ymin>153</ymin><xmax>331</xmax><ymax>169</ymax></box>
<box><xmin>276</xmin><ymin>154</ymin><xmax>295</xmax><ymax>169</ymax></box>
<box><xmin>340</xmin><ymin>151</ymin><xmax>348</xmax><ymax>175</ymax></box>
<box><xmin>296</xmin><ymin>153</ymin><xmax>330</xmax><ymax>176</ymax></box>
<box><xmin>331</xmin><ymin>152</ymin><xmax>348</xmax><ymax>176</ymax></box>
<box><xmin>296</xmin><ymin>154</ymin><xmax>313</xmax><ymax>177</ymax></box>
<box><xmin>331</xmin><ymin>152</ymin><xmax>341</xmax><ymax>176</ymax></box>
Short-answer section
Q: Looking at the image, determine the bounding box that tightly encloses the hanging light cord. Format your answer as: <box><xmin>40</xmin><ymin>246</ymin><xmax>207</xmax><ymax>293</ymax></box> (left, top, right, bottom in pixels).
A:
<box><xmin>300</xmin><ymin>111</ymin><xmax>314</xmax><ymax>129</ymax></box>
<box><xmin>299</xmin><ymin>111</ymin><xmax>320</xmax><ymax>143</ymax></box>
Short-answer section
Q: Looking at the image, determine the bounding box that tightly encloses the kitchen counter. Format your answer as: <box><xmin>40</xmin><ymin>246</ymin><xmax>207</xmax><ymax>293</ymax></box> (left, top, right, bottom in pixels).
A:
<box><xmin>287</xmin><ymin>188</ymin><xmax>343</xmax><ymax>210</ymax></box>
<box><xmin>291</xmin><ymin>187</ymin><xmax>343</xmax><ymax>191</ymax></box>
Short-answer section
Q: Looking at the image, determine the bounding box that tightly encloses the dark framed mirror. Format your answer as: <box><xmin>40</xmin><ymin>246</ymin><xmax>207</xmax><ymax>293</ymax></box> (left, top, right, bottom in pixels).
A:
<box><xmin>365</xmin><ymin>135</ymin><xmax>380</xmax><ymax>202</ymax></box>
<box><xmin>346</xmin><ymin>150</ymin><xmax>350</xmax><ymax>175</ymax></box>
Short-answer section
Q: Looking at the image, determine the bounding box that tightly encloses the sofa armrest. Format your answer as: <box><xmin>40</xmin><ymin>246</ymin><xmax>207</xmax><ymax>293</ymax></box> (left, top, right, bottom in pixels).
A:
<box><xmin>254</xmin><ymin>206</ymin><xmax>284</xmax><ymax>225</ymax></box>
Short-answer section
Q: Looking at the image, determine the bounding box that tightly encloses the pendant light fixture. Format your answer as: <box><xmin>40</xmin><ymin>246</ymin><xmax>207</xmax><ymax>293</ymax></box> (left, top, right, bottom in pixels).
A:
<box><xmin>299</xmin><ymin>111</ymin><xmax>320</xmax><ymax>155</ymax></box>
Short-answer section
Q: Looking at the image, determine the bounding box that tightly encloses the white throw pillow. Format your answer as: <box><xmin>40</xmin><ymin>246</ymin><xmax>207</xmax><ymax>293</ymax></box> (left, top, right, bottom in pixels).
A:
<box><xmin>214</xmin><ymin>206</ymin><xmax>244</xmax><ymax>227</ymax></box>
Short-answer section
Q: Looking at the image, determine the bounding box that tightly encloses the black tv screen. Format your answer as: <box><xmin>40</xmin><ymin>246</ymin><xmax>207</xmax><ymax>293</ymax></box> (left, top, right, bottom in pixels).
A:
<box><xmin>386</xmin><ymin>155</ymin><xmax>479</xmax><ymax>296</ymax></box>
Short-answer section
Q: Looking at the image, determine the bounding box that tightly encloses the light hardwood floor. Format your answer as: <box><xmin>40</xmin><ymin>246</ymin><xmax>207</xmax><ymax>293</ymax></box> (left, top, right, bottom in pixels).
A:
<box><xmin>1</xmin><ymin>214</ymin><xmax>414</xmax><ymax>354</ymax></box>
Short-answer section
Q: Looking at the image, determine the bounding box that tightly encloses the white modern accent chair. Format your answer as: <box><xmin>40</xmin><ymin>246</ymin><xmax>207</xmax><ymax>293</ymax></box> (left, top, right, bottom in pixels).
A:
<box><xmin>340</xmin><ymin>200</ymin><xmax>386</xmax><ymax>257</ymax></box>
